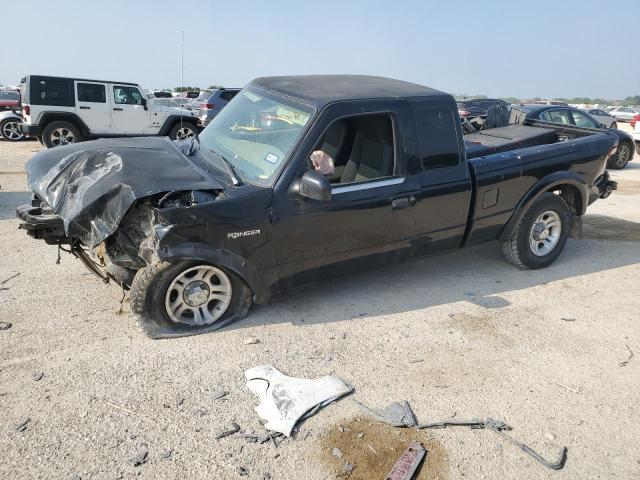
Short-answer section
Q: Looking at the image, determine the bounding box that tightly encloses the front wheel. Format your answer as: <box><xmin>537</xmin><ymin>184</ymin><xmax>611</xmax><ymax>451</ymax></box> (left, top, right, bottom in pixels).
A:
<box><xmin>42</xmin><ymin>121</ymin><xmax>82</xmax><ymax>148</ymax></box>
<box><xmin>168</xmin><ymin>122</ymin><xmax>197</xmax><ymax>141</ymax></box>
<box><xmin>609</xmin><ymin>141</ymin><xmax>632</xmax><ymax>170</ymax></box>
<box><xmin>0</xmin><ymin>118</ymin><xmax>25</xmax><ymax>141</ymax></box>
<box><xmin>610</xmin><ymin>122</ymin><xmax>617</xmax><ymax>129</ymax></box>
<box><xmin>502</xmin><ymin>193</ymin><xmax>571</xmax><ymax>269</ymax></box>
<box><xmin>130</xmin><ymin>261</ymin><xmax>252</xmax><ymax>338</ymax></box>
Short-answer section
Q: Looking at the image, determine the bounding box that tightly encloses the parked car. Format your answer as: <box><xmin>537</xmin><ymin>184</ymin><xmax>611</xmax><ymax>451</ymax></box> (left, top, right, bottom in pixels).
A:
<box><xmin>150</xmin><ymin>90</ymin><xmax>173</xmax><ymax>98</ymax></box>
<box><xmin>16</xmin><ymin>75</ymin><xmax>618</xmax><ymax>337</ymax></box>
<box><xmin>587</xmin><ymin>108</ymin><xmax>617</xmax><ymax>129</ymax></box>
<box><xmin>632</xmin><ymin>114</ymin><xmax>640</xmax><ymax>152</ymax></box>
<box><xmin>533</xmin><ymin>100</ymin><xmax>569</xmax><ymax>106</ymax></box>
<box><xmin>512</xmin><ymin>104</ymin><xmax>636</xmax><ymax>169</ymax></box>
<box><xmin>18</xmin><ymin>75</ymin><xmax>199</xmax><ymax>148</ymax></box>
<box><xmin>191</xmin><ymin>88</ymin><xmax>240</xmax><ymax>127</ymax></box>
<box><xmin>0</xmin><ymin>90</ymin><xmax>20</xmax><ymax>111</ymax></box>
<box><xmin>0</xmin><ymin>110</ymin><xmax>25</xmax><ymax>141</ymax></box>
<box><xmin>608</xmin><ymin>107</ymin><xmax>640</xmax><ymax>122</ymax></box>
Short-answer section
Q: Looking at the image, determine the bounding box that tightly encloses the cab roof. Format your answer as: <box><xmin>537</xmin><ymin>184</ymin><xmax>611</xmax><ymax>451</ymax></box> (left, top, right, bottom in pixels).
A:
<box><xmin>250</xmin><ymin>75</ymin><xmax>450</xmax><ymax>107</ymax></box>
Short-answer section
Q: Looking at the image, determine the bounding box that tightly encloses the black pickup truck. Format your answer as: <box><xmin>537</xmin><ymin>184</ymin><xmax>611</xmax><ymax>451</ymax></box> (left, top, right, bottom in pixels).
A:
<box><xmin>17</xmin><ymin>75</ymin><xmax>618</xmax><ymax>337</ymax></box>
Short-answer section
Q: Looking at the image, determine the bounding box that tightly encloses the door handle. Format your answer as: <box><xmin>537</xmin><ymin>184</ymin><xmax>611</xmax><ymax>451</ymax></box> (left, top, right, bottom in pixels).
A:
<box><xmin>392</xmin><ymin>196</ymin><xmax>416</xmax><ymax>210</ymax></box>
<box><xmin>113</xmin><ymin>107</ymin><xmax>123</xmax><ymax>111</ymax></box>
<box><xmin>79</xmin><ymin>106</ymin><xmax>91</xmax><ymax>110</ymax></box>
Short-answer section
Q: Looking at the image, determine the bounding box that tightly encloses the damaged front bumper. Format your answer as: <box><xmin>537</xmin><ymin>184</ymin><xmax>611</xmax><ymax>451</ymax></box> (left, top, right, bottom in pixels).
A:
<box><xmin>16</xmin><ymin>202</ymin><xmax>67</xmax><ymax>245</ymax></box>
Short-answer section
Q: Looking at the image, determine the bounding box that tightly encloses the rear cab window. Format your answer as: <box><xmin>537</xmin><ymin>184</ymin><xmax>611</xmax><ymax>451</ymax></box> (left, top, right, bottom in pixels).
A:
<box><xmin>409</xmin><ymin>101</ymin><xmax>461</xmax><ymax>173</ymax></box>
<box><xmin>28</xmin><ymin>76</ymin><xmax>74</xmax><ymax>106</ymax></box>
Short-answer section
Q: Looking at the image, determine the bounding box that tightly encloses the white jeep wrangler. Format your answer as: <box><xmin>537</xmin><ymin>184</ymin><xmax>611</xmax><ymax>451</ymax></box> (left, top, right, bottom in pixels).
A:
<box><xmin>19</xmin><ymin>75</ymin><xmax>199</xmax><ymax>148</ymax></box>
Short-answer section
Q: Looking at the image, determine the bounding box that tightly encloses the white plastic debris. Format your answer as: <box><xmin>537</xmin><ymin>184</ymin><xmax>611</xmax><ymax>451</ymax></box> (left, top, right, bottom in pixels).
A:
<box><xmin>244</xmin><ymin>365</ymin><xmax>353</xmax><ymax>437</ymax></box>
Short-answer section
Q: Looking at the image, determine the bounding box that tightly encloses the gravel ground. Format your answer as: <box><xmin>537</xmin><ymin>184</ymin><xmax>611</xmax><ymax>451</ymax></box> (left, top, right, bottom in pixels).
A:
<box><xmin>1</xmin><ymin>129</ymin><xmax>639</xmax><ymax>480</ymax></box>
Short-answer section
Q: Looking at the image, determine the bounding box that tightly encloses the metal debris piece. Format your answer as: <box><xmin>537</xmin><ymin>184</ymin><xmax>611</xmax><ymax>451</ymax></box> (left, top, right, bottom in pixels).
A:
<box><xmin>238</xmin><ymin>466</ymin><xmax>249</xmax><ymax>476</ymax></box>
<box><xmin>132</xmin><ymin>450</ymin><xmax>148</xmax><ymax>467</ymax></box>
<box><xmin>211</xmin><ymin>390</ymin><xmax>229</xmax><ymax>400</ymax></box>
<box><xmin>560</xmin><ymin>317</ymin><xmax>576</xmax><ymax>322</ymax></box>
<box><xmin>343</xmin><ymin>462</ymin><xmax>355</xmax><ymax>474</ymax></box>
<box><xmin>215</xmin><ymin>421</ymin><xmax>241</xmax><ymax>440</ymax></box>
<box><xmin>160</xmin><ymin>450</ymin><xmax>172</xmax><ymax>459</ymax></box>
<box><xmin>386</xmin><ymin>442</ymin><xmax>426</xmax><ymax>480</ymax></box>
<box><xmin>0</xmin><ymin>321</ymin><xmax>12</xmax><ymax>330</ymax></box>
<box><xmin>418</xmin><ymin>417</ymin><xmax>567</xmax><ymax>470</ymax></box>
<box><xmin>33</xmin><ymin>372</ymin><xmax>44</xmax><ymax>382</ymax></box>
<box><xmin>244</xmin><ymin>337</ymin><xmax>260</xmax><ymax>345</ymax></box>
<box><xmin>0</xmin><ymin>272</ymin><xmax>20</xmax><ymax>285</ymax></box>
<box><xmin>245</xmin><ymin>365</ymin><xmax>353</xmax><ymax>436</ymax></box>
<box><xmin>16</xmin><ymin>417</ymin><xmax>31</xmax><ymax>432</ymax></box>
<box><xmin>354</xmin><ymin>400</ymin><xmax>417</xmax><ymax>427</ymax></box>
<box><xmin>619</xmin><ymin>344</ymin><xmax>634</xmax><ymax>367</ymax></box>
<box><xmin>332</xmin><ymin>447</ymin><xmax>343</xmax><ymax>458</ymax></box>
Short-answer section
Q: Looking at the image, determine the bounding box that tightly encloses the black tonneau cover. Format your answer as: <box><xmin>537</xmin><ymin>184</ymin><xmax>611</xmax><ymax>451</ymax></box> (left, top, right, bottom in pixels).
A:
<box><xmin>465</xmin><ymin>125</ymin><xmax>557</xmax><ymax>159</ymax></box>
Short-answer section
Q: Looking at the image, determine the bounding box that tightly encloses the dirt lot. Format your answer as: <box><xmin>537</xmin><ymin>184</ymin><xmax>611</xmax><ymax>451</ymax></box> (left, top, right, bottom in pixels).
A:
<box><xmin>1</xmin><ymin>129</ymin><xmax>639</xmax><ymax>480</ymax></box>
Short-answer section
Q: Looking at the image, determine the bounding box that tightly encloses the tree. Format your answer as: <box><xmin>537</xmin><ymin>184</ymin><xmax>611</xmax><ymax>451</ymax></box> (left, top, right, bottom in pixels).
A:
<box><xmin>173</xmin><ymin>86</ymin><xmax>200</xmax><ymax>92</ymax></box>
<box><xmin>624</xmin><ymin>95</ymin><xmax>640</xmax><ymax>106</ymax></box>
<box><xmin>207</xmin><ymin>84</ymin><xmax>224</xmax><ymax>90</ymax></box>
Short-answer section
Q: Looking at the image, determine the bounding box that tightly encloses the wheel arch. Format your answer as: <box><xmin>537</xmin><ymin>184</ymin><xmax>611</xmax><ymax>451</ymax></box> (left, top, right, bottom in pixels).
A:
<box><xmin>38</xmin><ymin>112</ymin><xmax>90</xmax><ymax>136</ymax></box>
<box><xmin>157</xmin><ymin>242</ymin><xmax>271</xmax><ymax>304</ymax></box>
<box><xmin>499</xmin><ymin>172</ymin><xmax>588</xmax><ymax>242</ymax></box>
<box><xmin>158</xmin><ymin>115</ymin><xmax>199</xmax><ymax>136</ymax></box>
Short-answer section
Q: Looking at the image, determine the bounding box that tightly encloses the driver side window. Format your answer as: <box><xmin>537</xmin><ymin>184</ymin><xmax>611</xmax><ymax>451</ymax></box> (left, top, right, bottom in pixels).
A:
<box><xmin>571</xmin><ymin>111</ymin><xmax>598</xmax><ymax>128</ymax></box>
<box><xmin>308</xmin><ymin>114</ymin><xmax>395</xmax><ymax>185</ymax></box>
<box><xmin>113</xmin><ymin>86</ymin><xmax>143</xmax><ymax>105</ymax></box>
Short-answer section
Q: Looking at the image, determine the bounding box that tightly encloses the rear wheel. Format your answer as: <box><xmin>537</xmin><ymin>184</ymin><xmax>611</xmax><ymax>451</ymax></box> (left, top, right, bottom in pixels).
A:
<box><xmin>610</xmin><ymin>122</ymin><xmax>617</xmax><ymax>129</ymax></box>
<box><xmin>168</xmin><ymin>122</ymin><xmax>197</xmax><ymax>141</ymax></box>
<box><xmin>130</xmin><ymin>261</ymin><xmax>252</xmax><ymax>338</ymax></box>
<box><xmin>609</xmin><ymin>141</ymin><xmax>632</xmax><ymax>170</ymax></box>
<box><xmin>0</xmin><ymin>118</ymin><xmax>25</xmax><ymax>141</ymax></box>
<box><xmin>502</xmin><ymin>193</ymin><xmax>571</xmax><ymax>269</ymax></box>
<box><xmin>42</xmin><ymin>121</ymin><xmax>82</xmax><ymax>148</ymax></box>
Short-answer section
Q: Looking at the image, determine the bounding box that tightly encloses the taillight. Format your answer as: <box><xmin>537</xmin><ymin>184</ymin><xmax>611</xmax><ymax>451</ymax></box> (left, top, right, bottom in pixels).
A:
<box><xmin>23</xmin><ymin>105</ymin><xmax>30</xmax><ymax>115</ymax></box>
<box><xmin>631</xmin><ymin>114</ymin><xmax>640</xmax><ymax>128</ymax></box>
<box><xmin>200</xmin><ymin>103</ymin><xmax>215</xmax><ymax>110</ymax></box>
<box><xmin>459</xmin><ymin>109</ymin><xmax>470</xmax><ymax>116</ymax></box>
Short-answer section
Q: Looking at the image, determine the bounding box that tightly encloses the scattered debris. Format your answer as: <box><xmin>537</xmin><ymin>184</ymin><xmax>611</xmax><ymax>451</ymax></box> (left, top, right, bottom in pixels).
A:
<box><xmin>418</xmin><ymin>417</ymin><xmax>567</xmax><ymax>470</ymax></box>
<box><xmin>386</xmin><ymin>441</ymin><xmax>426</xmax><ymax>480</ymax></box>
<box><xmin>33</xmin><ymin>372</ymin><xmax>44</xmax><ymax>382</ymax></box>
<box><xmin>342</xmin><ymin>462</ymin><xmax>355</xmax><ymax>475</ymax></box>
<box><xmin>176</xmin><ymin>397</ymin><xmax>185</xmax><ymax>406</ymax></box>
<box><xmin>105</xmin><ymin>402</ymin><xmax>137</xmax><ymax>416</ymax></box>
<box><xmin>555</xmin><ymin>382</ymin><xmax>581</xmax><ymax>393</ymax></box>
<box><xmin>357</xmin><ymin>432</ymin><xmax>364</xmax><ymax>438</ymax></box>
<box><xmin>408</xmin><ymin>359</ymin><xmax>424</xmax><ymax>363</ymax></box>
<box><xmin>132</xmin><ymin>450</ymin><xmax>148</xmax><ymax>467</ymax></box>
<box><xmin>0</xmin><ymin>321</ymin><xmax>12</xmax><ymax>330</ymax></box>
<box><xmin>216</xmin><ymin>421</ymin><xmax>241</xmax><ymax>440</ymax></box>
<box><xmin>354</xmin><ymin>400</ymin><xmax>417</xmax><ymax>427</ymax></box>
<box><xmin>332</xmin><ymin>447</ymin><xmax>343</xmax><ymax>458</ymax></box>
<box><xmin>160</xmin><ymin>450</ymin><xmax>172</xmax><ymax>459</ymax></box>
<box><xmin>237</xmin><ymin>466</ymin><xmax>249</xmax><ymax>476</ymax></box>
<box><xmin>619</xmin><ymin>344</ymin><xmax>634</xmax><ymax>367</ymax></box>
<box><xmin>560</xmin><ymin>317</ymin><xmax>576</xmax><ymax>322</ymax></box>
<box><xmin>245</xmin><ymin>365</ymin><xmax>353</xmax><ymax>436</ymax></box>
<box><xmin>210</xmin><ymin>390</ymin><xmax>228</xmax><ymax>400</ymax></box>
<box><xmin>244</xmin><ymin>337</ymin><xmax>260</xmax><ymax>345</ymax></box>
<box><xmin>16</xmin><ymin>417</ymin><xmax>31</xmax><ymax>432</ymax></box>
<box><xmin>1</xmin><ymin>272</ymin><xmax>20</xmax><ymax>285</ymax></box>
<box><xmin>545</xmin><ymin>432</ymin><xmax>556</xmax><ymax>441</ymax></box>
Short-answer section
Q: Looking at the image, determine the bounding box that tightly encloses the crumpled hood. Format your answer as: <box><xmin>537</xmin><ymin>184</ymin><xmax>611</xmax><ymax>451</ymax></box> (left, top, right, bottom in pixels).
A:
<box><xmin>26</xmin><ymin>136</ymin><xmax>223</xmax><ymax>248</ymax></box>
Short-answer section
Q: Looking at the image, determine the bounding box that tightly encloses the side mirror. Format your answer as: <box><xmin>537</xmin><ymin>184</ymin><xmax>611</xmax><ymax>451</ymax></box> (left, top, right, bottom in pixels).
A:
<box><xmin>600</xmin><ymin>123</ymin><xmax>607</xmax><ymax>129</ymax></box>
<box><xmin>141</xmin><ymin>98</ymin><xmax>148</xmax><ymax>111</ymax></box>
<box><xmin>298</xmin><ymin>170</ymin><xmax>332</xmax><ymax>201</ymax></box>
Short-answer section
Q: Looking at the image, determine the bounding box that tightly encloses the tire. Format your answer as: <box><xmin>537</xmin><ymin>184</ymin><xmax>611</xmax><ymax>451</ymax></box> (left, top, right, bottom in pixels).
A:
<box><xmin>42</xmin><ymin>121</ymin><xmax>82</xmax><ymax>148</ymax></box>
<box><xmin>609</xmin><ymin>141</ymin><xmax>632</xmax><ymax>170</ymax></box>
<box><xmin>502</xmin><ymin>192</ymin><xmax>571</xmax><ymax>269</ymax></box>
<box><xmin>130</xmin><ymin>260</ymin><xmax>252</xmax><ymax>338</ymax></box>
<box><xmin>611</xmin><ymin>122</ymin><xmax>617</xmax><ymax>129</ymax></box>
<box><xmin>0</xmin><ymin>118</ymin><xmax>25</xmax><ymax>141</ymax></box>
<box><xmin>167</xmin><ymin>121</ymin><xmax>197</xmax><ymax>141</ymax></box>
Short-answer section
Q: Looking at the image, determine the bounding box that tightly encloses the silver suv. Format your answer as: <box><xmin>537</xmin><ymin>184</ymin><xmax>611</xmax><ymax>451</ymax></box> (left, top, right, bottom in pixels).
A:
<box><xmin>191</xmin><ymin>88</ymin><xmax>240</xmax><ymax>127</ymax></box>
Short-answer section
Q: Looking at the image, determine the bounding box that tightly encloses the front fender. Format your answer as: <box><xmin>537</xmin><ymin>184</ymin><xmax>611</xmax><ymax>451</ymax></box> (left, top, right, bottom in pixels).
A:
<box><xmin>498</xmin><ymin>171</ymin><xmax>589</xmax><ymax>242</ymax></box>
<box><xmin>157</xmin><ymin>241</ymin><xmax>271</xmax><ymax>304</ymax></box>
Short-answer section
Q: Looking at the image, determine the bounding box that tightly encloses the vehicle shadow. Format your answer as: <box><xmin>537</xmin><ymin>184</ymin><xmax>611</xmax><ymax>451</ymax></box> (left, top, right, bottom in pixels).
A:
<box><xmin>229</xmin><ymin>216</ymin><xmax>640</xmax><ymax>330</ymax></box>
<box><xmin>0</xmin><ymin>191</ymin><xmax>31</xmax><ymax>220</ymax></box>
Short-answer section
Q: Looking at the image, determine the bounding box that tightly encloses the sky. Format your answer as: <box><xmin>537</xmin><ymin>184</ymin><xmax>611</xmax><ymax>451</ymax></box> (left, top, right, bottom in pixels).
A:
<box><xmin>2</xmin><ymin>0</ymin><xmax>639</xmax><ymax>99</ymax></box>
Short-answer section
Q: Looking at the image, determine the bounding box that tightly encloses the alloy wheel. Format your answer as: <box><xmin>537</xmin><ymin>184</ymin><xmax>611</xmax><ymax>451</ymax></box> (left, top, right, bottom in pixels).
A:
<box><xmin>529</xmin><ymin>210</ymin><xmax>562</xmax><ymax>256</ymax></box>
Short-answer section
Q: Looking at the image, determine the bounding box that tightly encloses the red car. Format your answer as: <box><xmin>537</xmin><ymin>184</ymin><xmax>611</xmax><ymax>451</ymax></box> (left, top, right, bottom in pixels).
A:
<box><xmin>0</xmin><ymin>91</ymin><xmax>20</xmax><ymax>111</ymax></box>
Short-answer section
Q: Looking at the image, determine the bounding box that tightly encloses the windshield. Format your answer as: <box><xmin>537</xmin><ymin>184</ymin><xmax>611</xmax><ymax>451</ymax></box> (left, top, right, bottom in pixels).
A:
<box><xmin>198</xmin><ymin>87</ymin><xmax>315</xmax><ymax>186</ymax></box>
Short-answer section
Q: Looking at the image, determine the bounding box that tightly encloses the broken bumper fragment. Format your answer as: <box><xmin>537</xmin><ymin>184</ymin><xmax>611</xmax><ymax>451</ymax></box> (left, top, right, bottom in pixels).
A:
<box><xmin>590</xmin><ymin>171</ymin><xmax>617</xmax><ymax>202</ymax></box>
<box><xmin>16</xmin><ymin>203</ymin><xmax>66</xmax><ymax>244</ymax></box>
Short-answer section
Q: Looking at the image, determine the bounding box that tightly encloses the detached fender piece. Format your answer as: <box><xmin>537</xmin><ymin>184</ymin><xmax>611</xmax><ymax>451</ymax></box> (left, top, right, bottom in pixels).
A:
<box><xmin>498</xmin><ymin>171</ymin><xmax>589</xmax><ymax>242</ymax></box>
<box><xmin>157</xmin><ymin>241</ymin><xmax>271</xmax><ymax>305</ymax></box>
